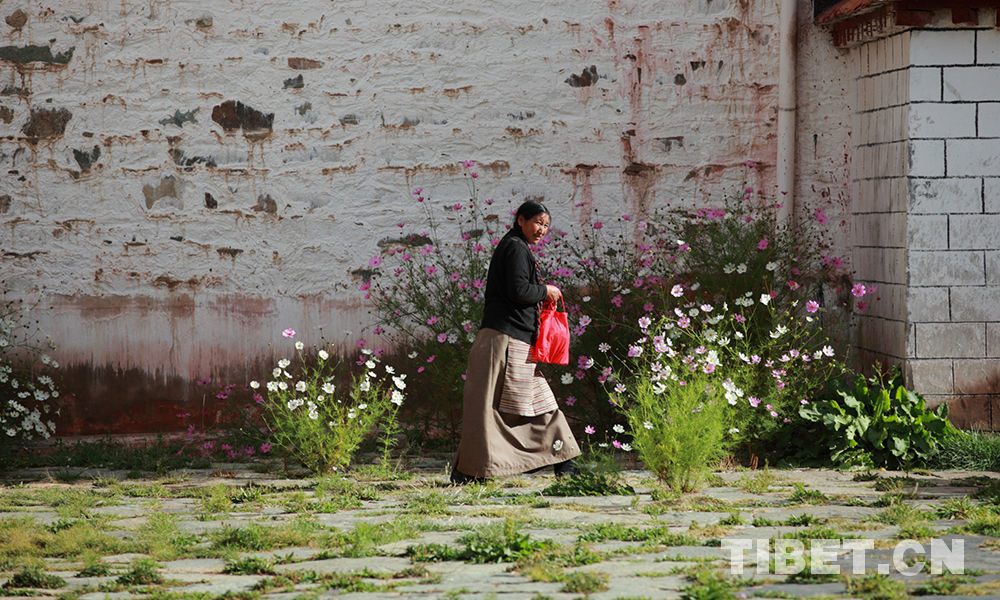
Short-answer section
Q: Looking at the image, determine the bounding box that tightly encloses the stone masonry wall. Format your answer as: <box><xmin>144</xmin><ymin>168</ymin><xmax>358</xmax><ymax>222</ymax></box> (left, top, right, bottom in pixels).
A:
<box><xmin>0</xmin><ymin>1</ymin><xmax>853</xmax><ymax>434</ymax></box>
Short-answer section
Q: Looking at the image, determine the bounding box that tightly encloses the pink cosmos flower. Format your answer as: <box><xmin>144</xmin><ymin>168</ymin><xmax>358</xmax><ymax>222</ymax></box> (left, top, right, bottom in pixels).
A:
<box><xmin>470</xmin><ymin>172</ymin><xmax>478</xmax><ymax>178</ymax></box>
<box><xmin>437</xmin><ymin>333</ymin><xmax>447</xmax><ymax>342</ymax></box>
<box><xmin>612</xmin><ymin>440</ymin><xmax>622</xmax><ymax>449</ymax></box>
<box><xmin>427</xmin><ymin>355</ymin><xmax>436</xmax><ymax>362</ymax></box>
<box><xmin>857</xmin><ymin>301</ymin><xmax>867</xmax><ymax>311</ymax></box>
<box><xmin>703</xmin><ymin>363</ymin><xmax>715</xmax><ymax>374</ymax></box>
<box><xmin>851</xmin><ymin>283</ymin><xmax>866</xmax><ymax>297</ymax></box>
<box><xmin>734</xmin><ymin>314</ymin><xmax>746</xmax><ymax>323</ymax></box>
<box><xmin>593</xmin><ymin>221</ymin><xmax>603</xmax><ymax>229</ymax></box>
<box><xmin>413</xmin><ymin>188</ymin><xmax>423</xmax><ymax>195</ymax></box>
<box><xmin>427</xmin><ymin>316</ymin><xmax>438</xmax><ymax>325</ymax></box>
<box><xmin>565</xmin><ymin>396</ymin><xmax>577</xmax><ymax>406</ymax></box>
<box><xmin>815</xmin><ymin>208</ymin><xmax>828</xmax><ymax>224</ymax></box>
<box><xmin>611</xmin><ymin>294</ymin><xmax>623</xmax><ymax>307</ymax></box>
<box><xmin>425</xmin><ymin>265</ymin><xmax>437</xmax><ymax>275</ymax></box>
<box><xmin>584</xmin><ymin>425</ymin><xmax>595</xmax><ymax>434</ymax></box>
<box><xmin>671</xmin><ymin>284</ymin><xmax>684</xmax><ymax>298</ymax></box>
<box><xmin>749</xmin><ymin>397</ymin><xmax>761</xmax><ymax>407</ymax></box>
<box><xmin>770</xmin><ymin>411</ymin><xmax>779</xmax><ymax>417</ymax></box>
<box><xmin>259</xmin><ymin>442</ymin><xmax>272</xmax><ymax>453</ymax></box>
<box><xmin>450</xmin><ymin>272</ymin><xmax>461</xmax><ymax>282</ymax></box>
<box><xmin>757</xmin><ymin>238</ymin><xmax>769</xmax><ymax>250</ymax></box>
<box><xmin>282</xmin><ymin>328</ymin><xmax>296</xmax><ymax>338</ymax></box>
<box><xmin>806</xmin><ymin>300</ymin><xmax>819</xmax><ymax>313</ymax></box>
<box><xmin>627</xmin><ymin>345</ymin><xmax>642</xmax><ymax>358</ymax></box>
<box><xmin>368</xmin><ymin>256</ymin><xmax>382</xmax><ymax>267</ymax></box>
<box><xmin>787</xmin><ymin>280</ymin><xmax>800</xmax><ymax>291</ymax></box>
<box><xmin>678</xmin><ymin>317</ymin><xmax>691</xmax><ymax>328</ymax></box>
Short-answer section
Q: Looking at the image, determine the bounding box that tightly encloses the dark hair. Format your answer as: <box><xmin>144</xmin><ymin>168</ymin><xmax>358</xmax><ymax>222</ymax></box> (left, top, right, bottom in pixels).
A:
<box><xmin>513</xmin><ymin>199</ymin><xmax>550</xmax><ymax>226</ymax></box>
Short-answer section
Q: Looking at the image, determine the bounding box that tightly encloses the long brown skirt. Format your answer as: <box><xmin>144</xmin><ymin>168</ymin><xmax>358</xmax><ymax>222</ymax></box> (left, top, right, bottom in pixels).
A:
<box><xmin>453</xmin><ymin>328</ymin><xmax>581</xmax><ymax>477</ymax></box>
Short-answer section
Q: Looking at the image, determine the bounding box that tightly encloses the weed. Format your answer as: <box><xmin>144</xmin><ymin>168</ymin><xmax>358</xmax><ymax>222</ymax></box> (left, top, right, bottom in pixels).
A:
<box><xmin>873</xmin><ymin>476</ymin><xmax>920</xmax><ymax>492</ymax></box>
<box><xmin>210</xmin><ymin>521</ymin><xmax>316</xmax><ymax>553</ymax></box>
<box><xmin>405</xmin><ymin>542</ymin><xmax>465</xmax><ymax>562</ymax></box>
<box><xmin>0</xmin><ymin>516</ymin><xmax>126</xmax><ymax>562</ymax></box>
<box><xmin>116</xmin><ymin>558</ymin><xmax>163</xmax><ymax>586</ymax></box>
<box><xmin>541</xmin><ymin>472</ymin><xmax>635</xmax><ymax>496</ymax></box>
<box><xmin>870</xmin><ymin>492</ymin><xmax>906</xmax><ymax>508</ymax></box>
<box><xmin>737</xmin><ymin>469</ymin><xmax>776</xmax><ymax>494</ymax></box>
<box><xmin>223</xmin><ymin>556</ymin><xmax>276</xmax><ymax>575</ymax></box>
<box><xmin>784</xmin><ymin>513</ymin><xmax>824</xmax><ymax>527</ymax></box>
<box><xmin>787</xmin><ymin>483</ymin><xmax>827</xmax><ymax>504</ymax></box>
<box><xmin>679</xmin><ymin>565</ymin><xmax>739</xmax><ymax>600</ymax></box>
<box><xmin>896</xmin><ymin>522</ymin><xmax>935</xmax><ymax>540</ymax></box>
<box><xmin>3</xmin><ymin>566</ymin><xmax>66</xmax><ymax>589</ymax></box>
<box><xmin>956</xmin><ymin>511</ymin><xmax>1000</xmax><ymax>536</ymax></box>
<box><xmin>704</xmin><ymin>473</ymin><xmax>725</xmax><ymax>487</ymax></box>
<box><xmin>870</xmin><ymin>503</ymin><xmax>927</xmax><ymax>526</ymax></box>
<box><xmin>842</xmin><ymin>573</ymin><xmax>906</xmax><ymax>600</ymax></box>
<box><xmin>334</xmin><ymin>517</ymin><xmax>424</xmax><ymax>558</ymax></box>
<box><xmin>751</xmin><ymin>516</ymin><xmax>776</xmax><ymax>527</ymax></box>
<box><xmin>405</xmin><ymin>490</ymin><xmax>450</xmax><ymax>515</ymax></box>
<box><xmin>717</xmin><ymin>512</ymin><xmax>746</xmax><ymax>527</ymax></box>
<box><xmin>459</xmin><ymin>519</ymin><xmax>553</xmax><ymax>563</ymax></box>
<box><xmin>578</xmin><ymin>523</ymin><xmax>699</xmax><ymax>546</ymax></box>
<box><xmin>76</xmin><ymin>560</ymin><xmax>111</xmax><ymax>577</ymax></box>
<box><xmin>50</xmin><ymin>470</ymin><xmax>85</xmax><ymax>484</ymax></box>
<box><xmin>134</xmin><ymin>512</ymin><xmax>200</xmax><ymax>560</ymax></box>
<box><xmin>199</xmin><ymin>484</ymin><xmax>233</xmax><ymax>514</ymax></box>
<box><xmin>782</xmin><ymin>526</ymin><xmax>856</xmax><ymax>542</ymax></box>
<box><xmin>911</xmin><ymin>573</ymin><xmax>977</xmax><ymax>596</ymax></box>
<box><xmin>560</xmin><ymin>571</ymin><xmax>609</xmax><ymax>594</ymax></box>
<box><xmin>935</xmin><ymin>497</ymin><xmax>977</xmax><ymax>519</ymax></box>
<box><xmin>852</xmin><ymin>471</ymin><xmax>879</xmax><ymax>482</ymax></box>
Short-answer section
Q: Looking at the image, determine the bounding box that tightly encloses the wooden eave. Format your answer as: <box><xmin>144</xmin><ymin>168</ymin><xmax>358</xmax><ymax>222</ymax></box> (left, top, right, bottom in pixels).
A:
<box><xmin>817</xmin><ymin>0</ymin><xmax>1000</xmax><ymax>46</ymax></box>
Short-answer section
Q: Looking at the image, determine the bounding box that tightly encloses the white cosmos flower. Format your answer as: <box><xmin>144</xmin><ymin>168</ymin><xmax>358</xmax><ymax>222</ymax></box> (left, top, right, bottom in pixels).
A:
<box><xmin>295</xmin><ymin>381</ymin><xmax>307</xmax><ymax>392</ymax></box>
<box><xmin>723</xmin><ymin>263</ymin><xmax>735</xmax><ymax>274</ymax></box>
<box><xmin>822</xmin><ymin>345</ymin><xmax>835</xmax><ymax>357</ymax></box>
<box><xmin>272</xmin><ymin>368</ymin><xmax>282</xmax><ymax>378</ymax></box>
<box><xmin>408</xmin><ymin>351</ymin><xmax>418</xmax><ymax>359</ymax></box>
<box><xmin>728</xmin><ymin>427</ymin><xmax>740</xmax><ymax>434</ymax></box>
<box><xmin>385</xmin><ymin>365</ymin><xmax>395</xmax><ymax>374</ymax></box>
<box><xmin>598</xmin><ymin>342</ymin><xmax>610</xmax><ymax>353</ymax></box>
<box><xmin>736</xmin><ymin>263</ymin><xmax>747</xmax><ymax>273</ymax></box>
<box><xmin>357</xmin><ymin>403</ymin><xmax>368</xmax><ymax>410</ymax></box>
<box><xmin>267</xmin><ymin>381</ymin><xmax>278</xmax><ymax>392</ymax></box>
<box><xmin>553</xmin><ymin>439</ymin><xmax>564</xmax><ymax>451</ymax></box>
<box><xmin>760</xmin><ymin>294</ymin><xmax>771</xmax><ymax>306</ymax></box>
<box><xmin>322</xmin><ymin>383</ymin><xmax>335</xmax><ymax>394</ymax></box>
<box><xmin>295</xmin><ymin>341</ymin><xmax>304</xmax><ymax>350</ymax></box>
<box><xmin>643</xmin><ymin>421</ymin><xmax>654</xmax><ymax>430</ymax></box>
<box><xmin>318</xmin><ymin>350</ymin><xmax>329</xmax><ymax>360</ymax></box>
<box><xmin>561</xmin><ymin>373</ymin><xmax>573</xmax><ymax>384</ymax></box>
<box><xmin>393</xmin><ymin>376</ymin><xmax>406</xmax><ymax>390</ymax></box>
<box><xmin>621</xmin><ymin>443</ymin><xmax>632</xmax><ymax>452</ymax></box>
<box><xmin>250</xmin><ymin>380</ymin><xmax>260</xmax><ymax>389</ymax></box>
<box><xmin>359</xmin><ymin>379</ymin><xmax>371</xmax><ymax>391</ymax></box>
<box><xmin>278</xmin><ymin>359</ymin><xmax>290</xmax><ymax>369</ymax></box>
<box><xmin>391</xmin><ymin>390</ymin><xmax>404</xmax><ymax>405</ymax></box>
<box><xmin>612</xmin><ymin>424</ymin><xmax>625</xmax><ymax>434</ymax></box>
<box><xmin>365</xmin><ymin>360</ymin><xmax>376</xmax><ymax>369</ymax></box>
<box><xmin>766</xmin><ymin>261</ymin><xmax>778</xmax><ymax>271</ymax></box>
<box><xmin>652</xmin><ymin>382</ymin><xmax>667</xmax><ymax>395</ymax></box>
<box><xmin>278</xmin><ymin>381</ymin><xmax>288</xmax><ymax>390</ymax></box>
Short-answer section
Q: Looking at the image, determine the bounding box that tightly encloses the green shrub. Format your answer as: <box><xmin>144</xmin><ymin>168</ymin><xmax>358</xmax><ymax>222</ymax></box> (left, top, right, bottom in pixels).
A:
<box><xmin>257</xmin><ymin>337</ymin><xmax>404</xmax><ymax>474</ymax></box>
<box><xmin>3</xmin><ymin>566</ymin><xmax>66</xmax><ymax>589</ymax></box>
<box><xmin>116</xmin><ymin>558</ymin><xmax>163</xmax><ymax>586</ymax></box>
<box><xmin>541</xmin><ymin>471</ymin><xmax>635</xmax><ymax>497</ymax></box>
<box><xmin>799</xmin><ymin>369</ymin><xmax>955</xmax><ymax>469</ymax></box>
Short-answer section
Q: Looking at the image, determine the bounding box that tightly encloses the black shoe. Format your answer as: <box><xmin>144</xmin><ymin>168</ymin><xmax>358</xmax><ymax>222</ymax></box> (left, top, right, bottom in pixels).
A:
<box><xmin>554</xmin><ymin>459</ymin><xmax>578</xmax><ymax>478</ymax></box>
<box><xmin>450</xmin><ymin>467</ymin><xmax>486</xmax><ymax>485</ymax></box>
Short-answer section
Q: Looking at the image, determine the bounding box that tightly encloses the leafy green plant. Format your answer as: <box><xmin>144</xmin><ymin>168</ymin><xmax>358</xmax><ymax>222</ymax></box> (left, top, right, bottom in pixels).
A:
<box><xmin>679</xmin><ymin>565</ymin><xmax>740</xmax><ymax>600</ymax></box>
<box><xmin>842</xmin><ymin>573</ymin><xmax>906</xmax><ymax>600</ymax></box>
<box><xmin>3</xmin><ymin>566</ymin><xmax>66</xmax><ymax>589</ymax></box>
<box><xmin>787</xmin><ymin>483</ymin><xmax>827</xmax><ymax>504</ymax></box>
<box><xmin>541</xmin><ymin>471</ymin><xmax>635</xmax><ymax>497</ymax></box>
<box><xmin>223</xmin><ymin>556</ymin><xmax>276</xmax><ymax>575</ymax></box>
<box><xmin>930</xmin><ymin>430</ymin><xmax>1000</xmax><ymax>470</ymax></box>
<box><xmin>257</xmin><ymin>334</ymin><xmax>405</xmax><ymax>474</ymax></box>
<box><xmin>799</xmin><ymin>369</ymin><xmax>955</xmax><ymax>469</ymax></box>
<box><xmin>116</xmin><ymin>558</ymin><xmax>163</xmax><ymax>586</ymax></box>
<box><xmin>458</xmin><ymin>519</ymin><xmax>553</xmax><ymax>563</ymax></box>
<box><xmin>560</xmin><ymin>571</ymin><xmax>609</xmax><ymax>594</ymax></box>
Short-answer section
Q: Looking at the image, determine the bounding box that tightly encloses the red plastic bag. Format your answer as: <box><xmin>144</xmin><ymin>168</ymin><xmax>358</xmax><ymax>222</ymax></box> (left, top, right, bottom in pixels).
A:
<box><xmin>532</xmin><ymin>298</ymin><xmax>569</xmax><ymax>365</ymax></box>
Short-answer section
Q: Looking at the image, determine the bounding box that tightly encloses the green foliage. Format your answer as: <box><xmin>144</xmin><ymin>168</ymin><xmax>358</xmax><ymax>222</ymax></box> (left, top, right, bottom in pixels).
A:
<box><xmin>679</xmin><ymin>565</ymin><xmax>740</xmax><ymax>600</ymax></box>
<box><xmin>620</xmin><ymin>367</ymin><xmax>728</xmax><ymax>492</ymax></box>
<box><xmin>930</xmin><ymin>430</ymin><xmax>1000</xmax><ymax>470</ymax></box>
<box><xmin>3</xmin><ymin>566</ymin><xmax>66</xmax><ymax>589</ymax></box>
<box><xmin>405</xmin><ymin>542</ymin><xmax>465</xmax><ymax>562</ymax></box>
<box><xmin>116</xmin><ymin>558</ymin><xmax>163</xmax><ymax>586</ymax></box>
<box><xmin>458</xmin><ymin>519</ymin><xmax>553</xmax><ymax>563</ymax></box>
<box><xmin>560</xmin><ymin>571</ymin><xmax>609</xmax><ymax>594</ymax></box>
<box><xmin>541</xmin><ymin>471</ymin><xmax>635</xmax><ymax>497</ymax></box>
<box><xmin>799</xmin><ymin>369</ymin><xmax>955</xmax><ymax>469</ymax></box>
<box><xmin>578</xmin><ymin>523</ymin><xmax>699</xmax><ymax>546</ymax></box>
<box><xmin>912</xmin><ymin>573</ymin><xmax>977</xmax><ymax>596</ymax></box>
<box><xmin>787</xmin><ymin>483</ymin><xmax>828</xmax><ymax>504</ymax></box>
<box><xmin>842</xmin><ymin>574</ymin><xmax>907</xmax><ymax>600</ymax></box>
<box><xmin>222</xmin><ymin>556</ymin><xmax>276</xmax><ymax>575</ymax></box>
<box><xmin>736</xmin><ymin>469</ymin><xmax>776</xmax><ymax>494</ymax></box>
<box><xmin>259</xmin><ymin>340</ymin><xmax>404</xmax><ymax>474</ymax></box>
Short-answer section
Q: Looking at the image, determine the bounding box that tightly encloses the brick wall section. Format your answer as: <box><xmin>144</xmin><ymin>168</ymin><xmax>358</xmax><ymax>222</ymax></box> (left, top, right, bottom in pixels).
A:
<box><xmin>851</xmin><ymin>19</ymin><xmax>1000</xmax><ymax>428</ymax></box>
<box><xmin>851</xmin><ymin>32</ymin><xmax>910</xmax><ymax>364</ymax></box>
<box><xmin>907</xmin><ymin>27</ymin><xmax>1000</xmax><ymax>428</ymax></box>
<box><xmin>0</xmin><ymin>1</ymin><xmax>855</xmax><ymax>433</ymax></box>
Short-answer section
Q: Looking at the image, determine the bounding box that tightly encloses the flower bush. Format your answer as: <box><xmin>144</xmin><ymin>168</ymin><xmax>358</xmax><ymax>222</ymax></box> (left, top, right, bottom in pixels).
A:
<box><xmin>0</xmin><ymin>284</ymin><xmax>59</xmax><ymax>457</ymax></box>
<box><xmin>254</xmin><ymin>330</ymin><xmax>405</xmax><ymax>474</ymax></box>
<box><xmin>362</xmin><ymin>163</ymin><xmax>871</xmax><ymax>467</ymax></box>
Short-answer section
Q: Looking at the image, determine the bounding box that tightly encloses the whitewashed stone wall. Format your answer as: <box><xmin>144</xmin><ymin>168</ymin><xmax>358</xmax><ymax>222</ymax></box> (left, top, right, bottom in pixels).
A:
<box><xmin>852</xmin><ymin>16</ymin><xmax>1000</xmax><ymax>428</ymax></box>
<box><xmin>0</xmin><ymin>0</ymin><xmax>853</xmax><ymax>433</ymax></box>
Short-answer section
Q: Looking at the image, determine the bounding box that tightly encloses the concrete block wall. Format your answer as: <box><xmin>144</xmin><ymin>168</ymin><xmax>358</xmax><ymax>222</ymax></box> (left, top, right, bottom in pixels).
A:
<box><xmin>851</xmin><ymin>32</ymin><xmax>910</xmax><ymax>361</ymax></box>
<box><xmin>0</xmin><ymin>1</ymin><xmax>855</xmax><ymax>433</ymax></box>
<box><xmin>852</xmin><ymin>21</ymin><xmax>1000</xmax><ymax>429</ymax></box>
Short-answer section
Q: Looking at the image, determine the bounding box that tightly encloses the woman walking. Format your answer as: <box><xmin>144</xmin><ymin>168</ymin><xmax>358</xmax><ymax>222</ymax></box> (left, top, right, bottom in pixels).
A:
<box><xmin>451</xmin><ymin>200</ymin><xmax>580</xmax><ymax>484</ymax></box>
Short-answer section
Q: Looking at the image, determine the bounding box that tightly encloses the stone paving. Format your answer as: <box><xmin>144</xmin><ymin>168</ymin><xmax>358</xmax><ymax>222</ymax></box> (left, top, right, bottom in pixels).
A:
<box><xmin>2</xmin><ymin>460</ymin><xmax>1000</xmax><ymax>600</ymax></box>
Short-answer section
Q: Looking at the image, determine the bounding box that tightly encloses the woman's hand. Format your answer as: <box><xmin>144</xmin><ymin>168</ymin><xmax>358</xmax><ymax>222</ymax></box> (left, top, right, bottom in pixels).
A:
<box><xmin>545</xmin><ymin>284</ymin><xmax>562</xmax><ymax>305</ymax></box>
